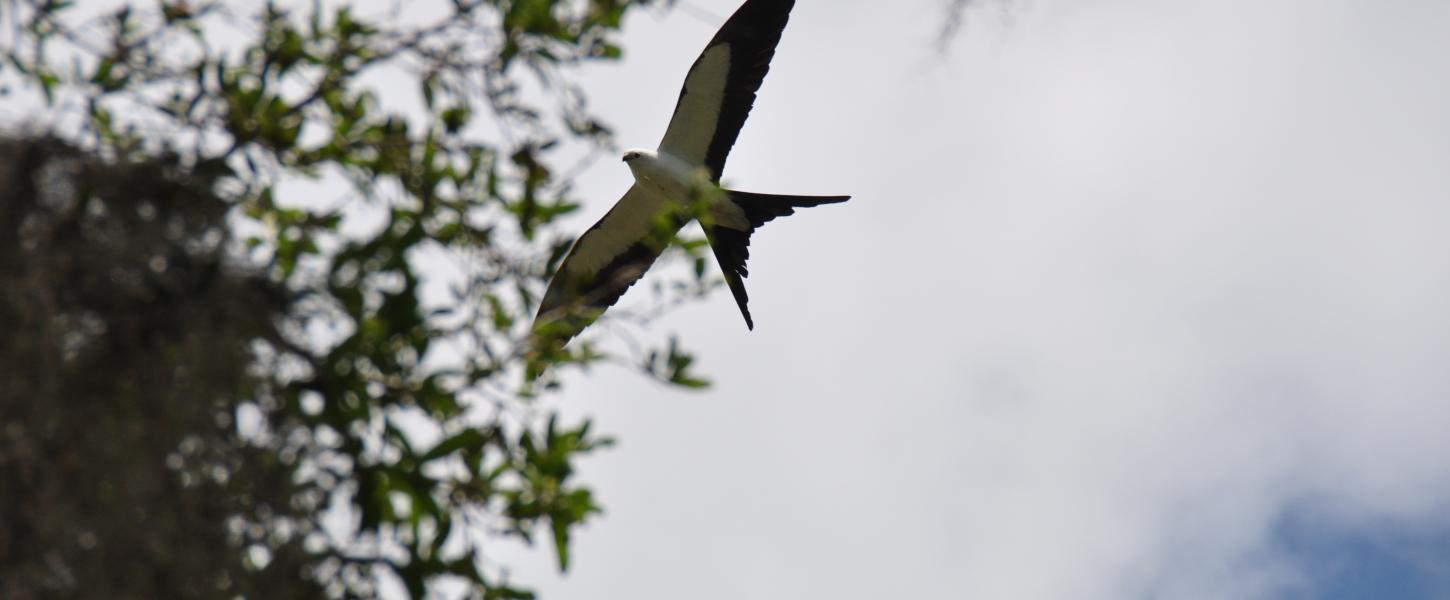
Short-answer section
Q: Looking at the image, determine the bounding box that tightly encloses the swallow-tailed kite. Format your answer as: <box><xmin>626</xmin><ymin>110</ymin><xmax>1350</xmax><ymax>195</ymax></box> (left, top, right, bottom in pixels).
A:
<box><xmin>532</xmin><ymin>0</ymin><xmax>848</xmax><ymax>346</ymax></box>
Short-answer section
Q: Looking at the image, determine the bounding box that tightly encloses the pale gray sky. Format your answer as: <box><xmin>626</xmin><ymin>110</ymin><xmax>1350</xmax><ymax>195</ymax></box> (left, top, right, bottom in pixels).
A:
<box><xmin>487</xmin><ymin>0</ymin><xmax>1450</xmax><ymax>598</ymax></box>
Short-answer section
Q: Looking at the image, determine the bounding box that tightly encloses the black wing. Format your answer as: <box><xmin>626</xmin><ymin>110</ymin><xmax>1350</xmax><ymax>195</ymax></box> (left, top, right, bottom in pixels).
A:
<box><xmin>533</xmin><ymin>186</ymin><xmax>682</xmax><ymax>348</ymax></box>
<box><xmin>658</xmin><ymin>0</ymin><xmax>797</xmax><ymax>181</ymax></box>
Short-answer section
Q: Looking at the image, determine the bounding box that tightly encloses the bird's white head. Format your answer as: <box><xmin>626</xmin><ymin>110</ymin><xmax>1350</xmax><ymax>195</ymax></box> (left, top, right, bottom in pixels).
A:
<box><xmin>621</xmin><ymin>148</ymin><xmax>660</xmax><ymax>183</ymax></box>
<box><xmin>621</xmin><ymin>148</ymin><xmax>654</xmax><ymax>163</ymax></box>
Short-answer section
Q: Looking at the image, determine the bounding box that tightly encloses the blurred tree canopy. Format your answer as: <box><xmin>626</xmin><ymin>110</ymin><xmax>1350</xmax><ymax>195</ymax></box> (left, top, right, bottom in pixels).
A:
<box><xmin>0</xmin><ymin>0</ymin><xmax>714</xmax><ymax>598</ymax></box>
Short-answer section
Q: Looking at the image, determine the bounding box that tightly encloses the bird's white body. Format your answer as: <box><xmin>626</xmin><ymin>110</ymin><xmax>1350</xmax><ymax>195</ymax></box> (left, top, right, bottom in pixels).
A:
<box><xmin>560</xmin><ymin>150</ymin><xmax>733</xmax><ymax>277</ymax></box>
<box><xmin>625</xmin><ymin>149</ymin><xmax>702</xmax><ymax>200</ymax></box>
<box><xmin>624</xmin><ymin>149</ymin><xmax>749</xmax><ymax>230</ymax></box>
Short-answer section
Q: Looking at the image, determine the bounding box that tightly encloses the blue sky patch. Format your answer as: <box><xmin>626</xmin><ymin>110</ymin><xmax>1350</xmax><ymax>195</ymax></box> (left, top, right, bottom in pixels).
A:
<box><xmin>1273</xmin><ymin>508</ymin><xmax>1450</xmax><ymax>600</ymax></box>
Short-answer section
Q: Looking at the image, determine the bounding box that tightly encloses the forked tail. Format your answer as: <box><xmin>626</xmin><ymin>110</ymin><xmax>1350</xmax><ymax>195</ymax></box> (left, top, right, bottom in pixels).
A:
<box><xmin>706</xmin><ymin>190</ymin><xmax>850</xmax><ymax>329</ymax></box>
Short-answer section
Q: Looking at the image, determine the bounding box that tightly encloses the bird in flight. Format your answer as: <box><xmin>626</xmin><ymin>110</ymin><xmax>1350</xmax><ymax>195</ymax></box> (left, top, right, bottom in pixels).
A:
<box><xmin>531</xmin><ymin>0</ymin><xmax>848</xmax><ymax>348</ymax></box>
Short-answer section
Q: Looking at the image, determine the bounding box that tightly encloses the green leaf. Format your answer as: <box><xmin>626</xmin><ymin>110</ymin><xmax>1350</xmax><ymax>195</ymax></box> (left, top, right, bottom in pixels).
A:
<box><xmin>422</xmin><ymin>429</ymin><xmax>491</xmax><ymax>462</ymax></box>
<box><xmin>552</xmin><ymin>519</ymin><xmax>572</xmax><ymax>572</ymax></box>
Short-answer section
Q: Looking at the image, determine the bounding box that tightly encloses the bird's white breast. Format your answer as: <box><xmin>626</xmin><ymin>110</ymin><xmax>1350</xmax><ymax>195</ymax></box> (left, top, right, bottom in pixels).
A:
<box><xmin>628</xmin><ymin>152</ymin><xmax>748</xmax><ymax>230</ymax></box>
<box><xmin>629</xmin><ymin>151</ymin><xmax>704</xmax><ymax>199</ymax></box>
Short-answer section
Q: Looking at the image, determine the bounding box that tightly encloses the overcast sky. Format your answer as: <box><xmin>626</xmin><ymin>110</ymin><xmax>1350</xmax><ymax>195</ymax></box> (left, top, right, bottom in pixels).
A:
<box><xmin>487</xmin><ymin>0</ymin><xmax>1450</xmax><ymax>598</ymax></box>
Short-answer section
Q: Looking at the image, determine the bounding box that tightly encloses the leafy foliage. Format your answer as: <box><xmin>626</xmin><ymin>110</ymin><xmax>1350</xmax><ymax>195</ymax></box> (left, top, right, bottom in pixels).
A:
<box><xmin>0</xmin><ymin>0</ymin><xmax>716</xmax><ymax>597</ymax></box>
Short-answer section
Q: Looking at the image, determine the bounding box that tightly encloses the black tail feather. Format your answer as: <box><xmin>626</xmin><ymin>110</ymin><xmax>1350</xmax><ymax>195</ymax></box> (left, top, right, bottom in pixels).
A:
<box><xmin>708</xmin><ymin>227</ymin><xmax>755</xmax><ymax>330</ymax></box>
<box><xmin>706</xmin><ymin>190</ymin><xmax>850</xmax><ymax>330</ymax></box>
<box><xmin>727</xmin><ymin>190</ymin><xmax>851</xmax><ymax>229</ymax></box>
